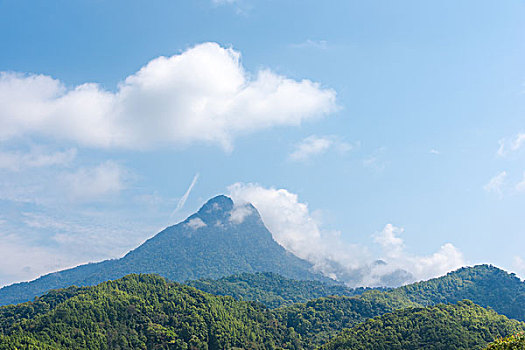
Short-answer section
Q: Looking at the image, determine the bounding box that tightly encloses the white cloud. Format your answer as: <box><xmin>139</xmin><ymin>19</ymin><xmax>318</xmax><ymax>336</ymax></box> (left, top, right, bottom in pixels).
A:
<box><xmin>63</xmin><ymin>161</ymin><xmax>128</xmax><ymax>201</ymax></box>
<box><xmin>497</xmin><ymin>133</ymin><xmax>525</xmax><ymax>157</ymax></box>
<box><xmin>0</xmin><ymin>43</ymin><xmax>337</xmax><ymax>151</ymax></box>
<box><xmin>0</xmin><ymin>147</ymin><xmax>76</xmax><ymax>171</ymax></box>
<box><xmin>373</xmin><ymin>223</ymin><xmax>404</xmax><ymax>257</ymax></box>
<box><xmin>366</xmin><ymin>224</ymin><xmax>465</xmax><ymax>284</ymax></box>
<box><xmin>289</xmin><ymin>135</ymin><xmax>352</xmax><ymax>162</ymax></box>
<box><xmin>430</xmin><ymin>149</ymin><xmax>440</xmax><ymax>155</ymax></box>
<box><xmin>483</xmin><ymin>171</ymin><xmax>507</xmax><ymax>196</ymax></box>
<box><xmin>229</xmin><ymin>203</ymin><xmax>255</xmax><ymax>224</ymax></box>
<box><xmin>186</xmin><ymin>217</ymin><xmax>207</xmax><ymax>230</ymax></box>
<box><xmin>228</xmin><ymin>182</ymin><xmax>465</xmax><ymax>286</ymax></box>
<box><xmin>228</xmin><ymin>183</ymin><xmax>367</xmax><ymax>276</ymax></box>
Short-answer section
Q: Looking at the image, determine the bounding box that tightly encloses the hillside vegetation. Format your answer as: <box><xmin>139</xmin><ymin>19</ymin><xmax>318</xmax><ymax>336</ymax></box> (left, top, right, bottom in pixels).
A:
<box><xmin>390</xmin><ymin>264</ymin><xmax>525</xmax><ymax>321</ymax></box>
<box><xmin>187</xmin><ymin>272</ymin><xmax>371</xmax><ymax>309</ymax></box>
<box><xmin>0</xmin><ymin>274</ymin><xmax>301</xmax><ymax>350</ymax></box>
<box><xmin>485</xmin><ymin>332</ymin><xmax>525</xmax><ymax>349</ymax></box>
<box><xmin>322</xmin><ymin>301</ymin><xmax>525</xmax><ymax>350</ymax></box>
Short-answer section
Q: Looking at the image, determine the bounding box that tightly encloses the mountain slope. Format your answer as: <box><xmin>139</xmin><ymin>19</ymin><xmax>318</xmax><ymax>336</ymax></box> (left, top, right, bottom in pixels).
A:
<box><xmin>322</xmin><ymin>300</ymin><xmax>525</xmax><ymax>350</ymax></box>
<box><xmin>187</xmin><ymin>272</ymin><xmax>367</xmax><ymax>308</ymax></box>
<box><xmin>389</xmin><ymin>264</ymin><xmax>525</xmax><ymax>321</ymax></box>
<box><xmin>0</xmin><ymin>274</ymin><xmax>301</xmax><ymax>349</ymax></box>
<box><xmin>0</xmin><ymin>195</ymin><xmax>329</xmax><ymax>306</ymax></box>
<box><xmin>274</xmin><ymin>291</ymin><xmax>419</xmax><ymax>347</ymax></box>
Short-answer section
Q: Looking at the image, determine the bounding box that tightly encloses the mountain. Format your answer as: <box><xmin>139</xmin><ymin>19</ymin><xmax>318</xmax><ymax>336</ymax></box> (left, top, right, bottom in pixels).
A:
<box><xmin>389</xmin><ymin>264</ymin><xmax>525</xmax><ymax>321</ymax></box>
<box><xmin>322</xmin><ymin>300</ymin><xmax>525</xmax><ymax>350</ymax></box>
<box><xmin>187</xmin><ymin>272</ymin><xmax>368</xmax><ymax>309</ymax></box>
<box><xmin>0</xmin><ymin>195</ymin><xmax>330</xmax><ymax>306</ymax></box>
<box><xmin>0</xmin><ymin>274</ymin><xmax>301</xmax><ymax>349</ymax></box>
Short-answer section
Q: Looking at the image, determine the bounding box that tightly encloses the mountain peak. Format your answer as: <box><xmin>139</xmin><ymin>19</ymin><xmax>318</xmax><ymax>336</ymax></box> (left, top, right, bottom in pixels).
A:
<box><xmin>198</xmin><ymin>195</ymin><xmax>234</xmax><ymax>215</ymax></box>
<box><xmin>0</xmin><ymin>194</ymin><xmax>330</xmax><ymax>306</ymax></box>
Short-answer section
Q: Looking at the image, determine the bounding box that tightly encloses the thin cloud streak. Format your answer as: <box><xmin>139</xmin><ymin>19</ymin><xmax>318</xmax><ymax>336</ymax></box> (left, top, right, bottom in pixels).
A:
<box><xmin>172</xmin><ymin>173</ymin><xmax>199</xmax><ymax>216</ymax></box>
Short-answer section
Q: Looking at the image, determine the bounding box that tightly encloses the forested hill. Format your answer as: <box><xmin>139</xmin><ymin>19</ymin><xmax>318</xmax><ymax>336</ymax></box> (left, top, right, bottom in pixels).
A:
<box><xmin>0</xmin><ymin>274</ymin><xmax>301</xmax><ymax>349</ymax></box>
<box><xmin>274</xmin><ymin>291</ymin><xmax>420</xmax><ymax>347</ymax></box>
<box><xmin>2</xmin><ymin>274</ymin><xmax>525</xmax><ymax>350</ymax></box>
<box><xmin>187</xmin><ymin>272</ymin><xmax>372</xmax><ymax>308</ymax></box>
<box><xmin>389</xmin><ymin>264</ymin><xmax>525</xmax><ymax>321</ymax></box>
<box><xmin>0</xmin><ymin>195</ymin><xmax>330</xmax><ymax>306</ymax></box>
<box><xmin>322</xmin><ymin>301</ymin><xmax>525</xmax><ymax>350</ymax></box>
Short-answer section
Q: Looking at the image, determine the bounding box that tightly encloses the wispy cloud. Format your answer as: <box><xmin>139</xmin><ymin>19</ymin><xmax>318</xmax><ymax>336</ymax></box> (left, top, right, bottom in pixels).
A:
<box><xmin>289</xmin><ymin>135</ymin><xmax>353</xmax><ymax>162</ymax></box>
<box><xmin>516</xmin><ymin>172</ymin><xmax>525</xmax><ymax>192</ymax></box>
<box><xmin>0</xmin><ymin>147</ymin><xmax>76</xmax><ymax>171</ymax></box>
<box><xmin>172</xmin><ymin>173</ymin><xmax>199</xmax><ymax>216</ymax></box>
<box><xmin>363</xmin><ymin>147</ymin><xmax>388</xmax><ymax>171</ymax></box>
<box><xmin>290</xmin><ymin>39</ymin><xmax>329</xmax><ymax>50</ymax></box>
<box><xmin>497</xmin><ymin>133</ymin><xmax>525</xmax><ymax>157</ymax></box>
<box><xmin>63</xmin><ymin>161</ymin><xmax>129</xmax><ymax>202</ymax></box>
<box><xmin>483</xmin><ymin>171</ymin><xmax>507</xmax><ymax>197</ymax></box>
<box><xmin>430</xmin><ymin>149</ymin><xmax>440</xmax><ymax>155</ymax></box>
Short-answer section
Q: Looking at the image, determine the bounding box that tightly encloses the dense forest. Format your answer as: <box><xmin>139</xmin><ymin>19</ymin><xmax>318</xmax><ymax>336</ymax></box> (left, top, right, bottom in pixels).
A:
<box><xmin>187</xmin><ymin>272</ymin><xmax>371</xmax><ymax>309</ymax></box>
<box><xmin>273</xmin><ymin>291</ymin><xmax>419</xmax><ymax>347</ymax></box>
<box><xmin>322</xmin><ymin>301</ymin><xmax>525</xmax><ymax>350</ymax></box>
<box><xmin>0</xmin><ymin>275</ymin><xmax>300</xmax><ymax>349</ymax></box>
<box><xmin>2</xmin><ymin>270</ymin><xmax>525</xmax><ymax>349</ymax></box>
<box><xmin>390</xmin><ymin>265</ymin><xmax>525</xmax><ymax>321</ymax></box>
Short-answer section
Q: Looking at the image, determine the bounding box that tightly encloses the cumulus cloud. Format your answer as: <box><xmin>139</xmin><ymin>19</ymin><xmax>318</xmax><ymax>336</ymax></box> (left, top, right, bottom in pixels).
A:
<box><xmin>289</xmin><ymin>135</ymin><xmax>352</xmax><ymax>162</ymax></box>
<box><xmin>0</xmin><ymin>43</ymin><xmax>337</xmax><ymax>151</ymax></box>
<box><xmin>63</xmin><ymin>161</ymin><xmax>129</xmax><ymax>201</ymax></box>
<box><xmin>374</xmin><ymin>224</ymin><xmax>404</xmax><ymax>256</ymax></box>
<box><xmin>497</xmin><ymin>133</ymin><xmax>525</xmax><ymax>157</ymax></box>
<box><xmin>228</xmin><ymin>182</ymin><xmax>465</xmax><ymax>286</ymax></box>
<box><xmin>365</xmin><ymin>224</ymin><xmax>465</xmax><ymax>285</ymax></box>
<box><xmin>0</xmin><ymin>147</ymin><xmax>76</xmax><ymax>171</ymax></box>
<box><xmin>228</xmin><ymin>182</ymin><xmax>367</xmax><ymax>278</ymax></box>
<box><xmin>484</xmin><ymin>171</ymin><xmax>507</xmax><ymax>196</ymax></box>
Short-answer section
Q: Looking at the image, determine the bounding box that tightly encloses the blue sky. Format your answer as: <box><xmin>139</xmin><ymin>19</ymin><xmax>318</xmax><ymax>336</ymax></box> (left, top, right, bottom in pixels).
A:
<box><xmin>0</xmin><ymin>0</ymin><xmax>524</xmax><ymax>286</ymax></box>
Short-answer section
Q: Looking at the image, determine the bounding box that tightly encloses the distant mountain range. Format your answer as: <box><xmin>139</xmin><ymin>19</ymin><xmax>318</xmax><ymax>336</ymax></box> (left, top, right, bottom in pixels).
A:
<box><xmin>0</xmin><ymin>195</ymin><xmax>332</xmax><ymax>306</ymax></box>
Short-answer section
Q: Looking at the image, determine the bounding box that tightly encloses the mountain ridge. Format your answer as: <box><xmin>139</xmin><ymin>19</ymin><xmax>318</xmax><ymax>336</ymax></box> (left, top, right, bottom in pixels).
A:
<box><xmin>0</xmin><ymin>195</ymin><xmax>331</xmax><ymax>306</ymax></box>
